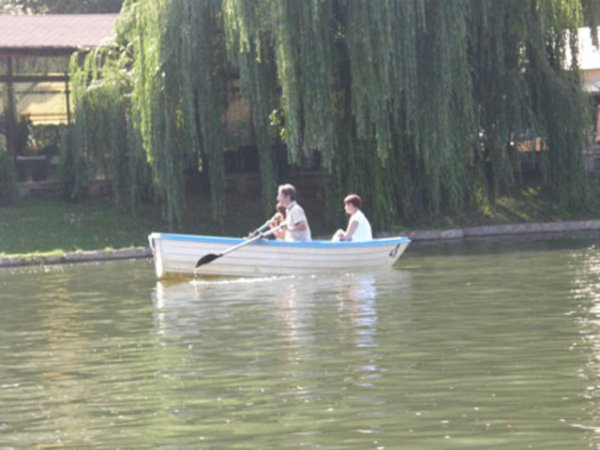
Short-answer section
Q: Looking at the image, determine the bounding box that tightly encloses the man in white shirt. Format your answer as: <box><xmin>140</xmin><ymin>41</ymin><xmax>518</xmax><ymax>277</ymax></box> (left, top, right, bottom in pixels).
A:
<box><xmin>276</xmin><ymin>184</ymin><xmax>312</xmax><ymax>242</ymax></box>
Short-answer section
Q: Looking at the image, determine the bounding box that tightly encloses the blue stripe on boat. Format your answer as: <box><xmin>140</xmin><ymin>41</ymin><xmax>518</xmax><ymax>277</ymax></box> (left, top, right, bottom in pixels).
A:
<box><xmin>150</xmin><ymin>233</ymin><xmax>410</xmax><ymax>248</ymax></box>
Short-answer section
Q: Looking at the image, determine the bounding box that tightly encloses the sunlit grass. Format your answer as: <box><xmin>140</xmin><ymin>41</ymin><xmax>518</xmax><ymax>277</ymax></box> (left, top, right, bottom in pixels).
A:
<box><xmin>0</xmin><ymin>180</ymin><xmax>598</xmax><ymax>256</ymax></box>
<box><xmin>444</xmin><ymin>181</ymin><xmax>599</xmax><ymax>229</ymax></box>
<box><xmin>0</xmin><ymin>192</ymin><xmax>266</xmax><ymax>256</ymax></box>
<box><xmin>0</xmin><ymin>195</ymin><xmax>163</xmax><ymax>255</ymax></box>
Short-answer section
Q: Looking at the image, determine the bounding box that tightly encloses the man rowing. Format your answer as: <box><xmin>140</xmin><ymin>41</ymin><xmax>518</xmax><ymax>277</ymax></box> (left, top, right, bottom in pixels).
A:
<box><xmin>276</xmin><ymin>184</ymin><xmax>312</xmax><ymax>242</ymax></box>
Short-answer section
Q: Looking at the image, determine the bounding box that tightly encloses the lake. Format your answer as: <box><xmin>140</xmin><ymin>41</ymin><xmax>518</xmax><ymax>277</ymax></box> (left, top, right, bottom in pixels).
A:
<box><xmin>1</xmin><ymin>234</ymin><xmax>599</xmax><ymax>449</ymax></box>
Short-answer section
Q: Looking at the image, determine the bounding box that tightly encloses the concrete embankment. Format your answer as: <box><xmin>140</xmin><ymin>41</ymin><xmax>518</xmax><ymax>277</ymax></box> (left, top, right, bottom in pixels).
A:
<box><xmin>0</xmin><ymin>247</ymin><xmax>152</xmax><ymax>269</ymax></box>
<box><xmin>1</xmin><ymin>219</ymin><xmax>599</xmax><ymax>269</ymax></box>
<box><xmin>393</xmin><ymin>219</ymin><xmax>600</xmax><ymax>242</ymax></box>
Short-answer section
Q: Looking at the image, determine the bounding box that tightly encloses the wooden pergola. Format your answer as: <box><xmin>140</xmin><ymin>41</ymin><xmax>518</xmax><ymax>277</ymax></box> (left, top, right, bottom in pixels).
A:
<box><xmin>0</xmin><ymin>14</ymin><xmax>118</xmax><ymax>159</ymax></box>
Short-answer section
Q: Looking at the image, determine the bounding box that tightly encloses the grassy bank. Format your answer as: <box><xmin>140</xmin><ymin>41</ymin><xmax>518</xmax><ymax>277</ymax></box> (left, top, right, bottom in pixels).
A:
<box><xmin>1</xmin><ymin>181</ymin><xmax>599</xmax><ymax>257</ymax></box>
<box><xmin>0</xmin><ymin>195</ymin><xmax>160</xmax><ymax>256</ymax></box>
<box><xmin>0</xmin><ymin>192</ymin><xmax>270</xmax><ymax>257</ymax></box>
<box><xmin>404</xmin><ymin>181</ymin><xmax>600</xmax><ymax>230</ymax></box>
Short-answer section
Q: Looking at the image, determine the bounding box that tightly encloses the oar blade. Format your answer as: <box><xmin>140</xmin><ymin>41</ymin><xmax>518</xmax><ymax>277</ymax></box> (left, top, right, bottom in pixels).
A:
<box><xmin>195</xmin><ymin>253</ymin><xmax>220</xmax><ymax>268</ymax></box>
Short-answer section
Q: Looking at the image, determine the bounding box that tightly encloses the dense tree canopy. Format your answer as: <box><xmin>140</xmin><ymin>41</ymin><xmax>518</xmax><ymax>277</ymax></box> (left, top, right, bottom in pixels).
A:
<box><xmin>0</xmin><ymin>0</ymin><xmax>123</xmax><ymax>14</ymax></box>
<box><xmin>65</xmin><ymin>0</ymin><xmax>600</xmax><ymax>228</ymax></box>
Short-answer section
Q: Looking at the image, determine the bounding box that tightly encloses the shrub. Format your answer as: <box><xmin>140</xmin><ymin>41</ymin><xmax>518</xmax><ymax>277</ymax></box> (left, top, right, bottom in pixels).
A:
<box><xmin>57</xmin><ymin>127</ymin><xmax>87</xmax><ymax>201</ymax></box>
<box><xmin>0</xmin><ymin>151</ymin><xmax>17</xmax><ymax>206</ymax></box>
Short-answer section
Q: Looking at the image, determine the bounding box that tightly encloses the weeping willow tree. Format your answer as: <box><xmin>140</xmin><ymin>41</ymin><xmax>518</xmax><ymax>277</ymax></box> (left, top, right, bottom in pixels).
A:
<box><xmin>224</xmin><ymin>0</ymin><xmax>280</xmax><ymax>213</ymax></box>
<box><xmin>468</xmin><ymin>0</ymin><xmax>594</xmax><ymax>210</ymax></box>
<box><xmin>128</xmin><ymin>0</ymin><xmax>228</xmax><ymax>225</ymax></box>
<box><xmin>65</xmin><ymin>0</ymin><xmax>600</xmax><ymax>228</ymax></box>
<box><xmin>63</xmin><ymin>43</ymin><xmax>152</xmax><ymax>209</ymax></box>
<box><xmin>223</xmin><ymin>0</ymin><xmax>598</xmax><ymax>225</ymax></box>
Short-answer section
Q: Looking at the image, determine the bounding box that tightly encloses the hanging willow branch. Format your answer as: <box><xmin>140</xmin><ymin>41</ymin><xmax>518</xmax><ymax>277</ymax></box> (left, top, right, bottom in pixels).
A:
<box><xmin>65</xmin><ymin>41</ymin><xmax>152</xmax><ymax>210</ymax></box>
<box><xmin>128</xmin><ymin>0</ymin><xmax>228</xmax><ymax>225</ymax></box>
<box><xmin>224</xmin><ymin>0</ymin><xmax>279</xmax><ymax>214</ymax></box>
<box><xmin>66</xmin><ymin>0</ymin><xmax>600</xmax><ymax>229</ymax></box>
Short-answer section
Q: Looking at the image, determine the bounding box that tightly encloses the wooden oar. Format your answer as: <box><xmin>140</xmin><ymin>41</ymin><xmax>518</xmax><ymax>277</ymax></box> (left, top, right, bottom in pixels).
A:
<box><xmin>195</xmin><ymin>224</ymin><xmax>284</xmax><ymax>268</ymax></box>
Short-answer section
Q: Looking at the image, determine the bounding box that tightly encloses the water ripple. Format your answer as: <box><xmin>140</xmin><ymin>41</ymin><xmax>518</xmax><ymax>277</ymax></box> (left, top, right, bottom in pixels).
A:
<box><xmin>0</xmin><ymin>238</ymin><xmax>600</xmax><ymax>448</ymax></box>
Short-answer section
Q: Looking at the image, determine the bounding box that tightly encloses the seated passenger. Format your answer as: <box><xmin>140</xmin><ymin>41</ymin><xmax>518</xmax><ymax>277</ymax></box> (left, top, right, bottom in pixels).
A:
<box><xmin>332</xmin><ymin>194</ymin><xmax>372</xmax><ymax>242</ymax></box>
<box><xmin>268</xmin><ymin>203</ymin><xmax>287</xmax><ymax>240</ymax></box>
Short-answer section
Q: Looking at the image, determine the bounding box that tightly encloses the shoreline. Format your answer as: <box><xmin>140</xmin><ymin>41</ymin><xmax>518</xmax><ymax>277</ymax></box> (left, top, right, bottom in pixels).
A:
<box><xmin>396</xmin><ymin>219</ymin><xmax>600</xmax><ymax>242</ymax></box>
<box><xmin>0</xmin><ymin>247</ymin><xmax>152</xmax><ymax>269</ymax></box>
<box><xmin>1</xmin><ymin>219</ymin><xmax>599</xmax><ymax>269</ymax></box>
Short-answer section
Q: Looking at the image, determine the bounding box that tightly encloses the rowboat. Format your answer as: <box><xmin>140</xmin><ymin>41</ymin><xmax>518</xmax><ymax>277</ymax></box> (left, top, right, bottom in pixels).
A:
<box><xmin>148</xmin><ymin>232</ymin><xmax>410</xmax><ymax>279</ymax></box>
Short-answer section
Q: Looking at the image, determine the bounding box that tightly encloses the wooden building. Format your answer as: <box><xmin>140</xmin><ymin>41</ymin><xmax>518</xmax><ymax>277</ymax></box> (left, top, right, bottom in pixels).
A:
<box><xmin>0</xmin><ymin>14</ymin><xmax>118</xmax><ymax>163</ymax></box>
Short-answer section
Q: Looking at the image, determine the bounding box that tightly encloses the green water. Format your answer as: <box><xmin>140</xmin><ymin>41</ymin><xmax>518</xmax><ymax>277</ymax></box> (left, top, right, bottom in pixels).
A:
<box><xmin>1</xmin><ymin>235</ymin><xmax>599</xmax><ymax>449</ymax></box>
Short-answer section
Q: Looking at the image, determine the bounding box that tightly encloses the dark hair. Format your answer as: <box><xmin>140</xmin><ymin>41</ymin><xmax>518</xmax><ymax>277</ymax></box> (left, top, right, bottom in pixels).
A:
<box><xmin>276</xmin><ymin>203</ymin><xmax>286</xmax><ymax>216</ymax></box>
<box><xmin>278</xmin><ymin>183</ymin><xmax>297</xmax><ymax>201</ymax></box>
<box><xmin>344</xmin><ymin>194</ymin><xmax>362</xmax><ymax>208</ymax></box>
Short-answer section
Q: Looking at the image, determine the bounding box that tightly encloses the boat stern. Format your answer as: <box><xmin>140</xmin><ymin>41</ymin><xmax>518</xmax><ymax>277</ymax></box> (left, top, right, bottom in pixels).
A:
<box><xmin>387</xmin><ymin>238</ymin><xmax>410</xmax><ymax>265</ymax></box>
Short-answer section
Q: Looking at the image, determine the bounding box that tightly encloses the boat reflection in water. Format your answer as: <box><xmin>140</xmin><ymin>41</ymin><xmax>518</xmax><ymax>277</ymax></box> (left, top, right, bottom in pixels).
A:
<box><xmin>335</xmin><ymin>274</ymin><xmax>378</xmax><ymax>348</ymax></box>
<box><xmin>148</xmin><ymin>270</ymin><xmax>412</xmax><ymax>446</ymax></box>
<box><xmin>150</xmin><ymin>271</ymin><xmax>412</xmax><ymax>366</ymax></box>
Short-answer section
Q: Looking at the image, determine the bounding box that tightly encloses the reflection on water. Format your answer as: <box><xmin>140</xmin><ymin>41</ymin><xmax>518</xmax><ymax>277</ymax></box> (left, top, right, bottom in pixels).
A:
<box><xmin>152</xmin><ymin>272</ymin><xmax>410</xmax><ymax>374</ymax></box>
<box><xmin>2</xmin><ymin>235</ymin><xmax>600</xmax><ymax>448</ymax></box>
<box><xmin>149</xmin><ymin>271</ymin><xmax>413</xmax><ymax>448</ymax></box>
<box><xmin>335</xmin><ymin>274</ymin><xmax>377</xmax><ymax>349</ymax></box>
<box><xmin>571</xmin><ymin>245</ymin><xmax>600</xmax><ymax>444</ymax></box>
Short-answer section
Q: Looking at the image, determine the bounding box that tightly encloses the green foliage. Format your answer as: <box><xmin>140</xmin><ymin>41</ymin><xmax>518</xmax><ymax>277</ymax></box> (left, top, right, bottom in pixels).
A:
<box><xmin>224</xmin><ymin>0</ymin><xmax>280</xmax><ymax>214</ymax></box>
<box><xmin>64</xmin><ymin>0</ymin><xmax>600</xmax><ymax>229</ymax></box>
<box><xmin>0</xmin><ymin>151</ymin><xmax>17</xmax><ymax>206</ymax></box>
<box><xmin>0</xmin><ymin>0</ymin><xmax>123</xmax><ymax>14</ymax></box>
<box><xmin>582</xmin><ymin>0</ymin><xmax>600</xmax><ymax>45</ymax></box>
<box><xmin>221</xmin><ymin>0</ymin><xmax>598</xmax><ymax>226</ymax></box>
<box><xmin>32</xmin><ymin>124</ymin><xmax>62</xmax><ymax>153</ymax></box>
<box><xmin>57</xmin><ymin>126</ymin><xmax>87</xmax><ymax>201</ymax></box>
<box><xmin>65</xmin><ymin>44</ymin><xmax>153</xmax><ymax>207</ymax></box>
<box><xmin>126</xmin><ymin>0</ymin><xmax>228</xmax><ymax>225</ymax></box>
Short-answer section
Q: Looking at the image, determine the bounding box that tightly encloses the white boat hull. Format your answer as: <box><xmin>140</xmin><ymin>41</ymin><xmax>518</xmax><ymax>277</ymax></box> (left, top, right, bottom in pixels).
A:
<box><xmin>148</xmin><ymin>233</ymin><xmax>410</xmax><ymax>279</ymax></box>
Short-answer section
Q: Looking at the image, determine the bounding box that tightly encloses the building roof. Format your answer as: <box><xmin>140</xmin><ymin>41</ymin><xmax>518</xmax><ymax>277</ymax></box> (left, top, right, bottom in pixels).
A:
<box><xmin>0</xmin><ymin>14</ymin><xmax>118</xmax><ymax>53</ymax></box>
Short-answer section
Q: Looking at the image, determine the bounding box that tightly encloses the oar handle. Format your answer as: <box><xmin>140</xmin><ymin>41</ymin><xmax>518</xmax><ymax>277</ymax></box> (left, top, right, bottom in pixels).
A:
<box><xmin>248</xmin><ymin>220</ymin><xmax>271</xmax><ymax>237</ymax></box>
<box><xmin>220</xmin><ymin>224</ymin><xmax>284</xmax><ymax>258</ymax></box>
<box><xmin>261</xmin><ymin>223</ymin><xmax>285</xmax><ymax>238</ymax></box>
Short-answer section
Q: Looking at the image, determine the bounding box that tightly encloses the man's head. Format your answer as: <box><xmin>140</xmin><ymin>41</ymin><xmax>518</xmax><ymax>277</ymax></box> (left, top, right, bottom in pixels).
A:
<box><xmin>277</xmin><ymin>184</ymin><xmax>297</xmax><ymax>207</ymax></box>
